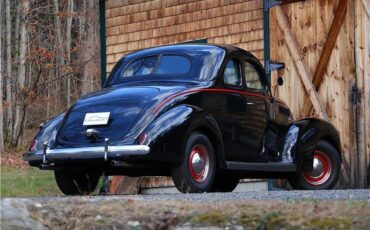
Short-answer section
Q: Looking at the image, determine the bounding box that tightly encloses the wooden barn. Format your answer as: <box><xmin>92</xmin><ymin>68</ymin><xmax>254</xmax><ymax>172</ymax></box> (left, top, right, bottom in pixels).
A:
<box><xmin>98</xmin><ymin>0</ymin><xmax>370</xmax><ymax>192</ymax></box>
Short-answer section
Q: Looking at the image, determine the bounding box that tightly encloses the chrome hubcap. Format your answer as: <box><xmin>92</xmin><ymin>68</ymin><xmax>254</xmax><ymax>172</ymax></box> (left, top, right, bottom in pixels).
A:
<box><xmin>191</xmin><ymin>153</ymin><xmax>204</xmax><ymax>174</ymax></box>
<box><xmin>189</xmin><ymin>145</ymin><xmax>209</xmax><ymax>183</ymax></box>
<box><xmin>311</xmin><ymin>158</ymin><xmax>324</xmax><ymax>177</ymax></box>
<box><xmin>302</xmin><ymin>151</ymin><xmax>332</xmax><ymax>186</ymax></box>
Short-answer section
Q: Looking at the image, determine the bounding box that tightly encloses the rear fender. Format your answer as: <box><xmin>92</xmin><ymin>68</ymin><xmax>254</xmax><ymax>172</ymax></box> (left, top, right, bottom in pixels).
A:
<box><xmin>292</xmin><ymin>118</ymin><xmax>341</xmax><ymax>171</ymax></box>
<box><xmin>29</xmin><ymin>113</ymin><xmax>65</xmax><ymax>151</ymax></box>
<box><xmin>142</xmin><ymin>105</ymin><xmax>224</xmax><ymax>166</ymax></box>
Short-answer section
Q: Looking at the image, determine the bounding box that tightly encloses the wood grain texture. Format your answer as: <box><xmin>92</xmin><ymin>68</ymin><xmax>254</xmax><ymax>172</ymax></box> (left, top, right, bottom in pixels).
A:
<box><xmin>275</xmin><ymin>5</ymin><xmax>328</xmax><ymax>120</ymax></box>
<box><xmin>270</xmin><ymin>0</ymin><xmax>359</xmax><ymax>187</ymax></box>
<box><xmin>354</xmin><ymin>0</ymin><xmax>370</xmax><ymax>188</ymax></box>
<box><xmin>312</xmin><ymin>0</ymin><xmax>347</xmax><ymax>90</ymax></box>
<box><xmin>301</xmin><ymin>0</ymin><xmax>348</xmax><ymax>118</ymax></box>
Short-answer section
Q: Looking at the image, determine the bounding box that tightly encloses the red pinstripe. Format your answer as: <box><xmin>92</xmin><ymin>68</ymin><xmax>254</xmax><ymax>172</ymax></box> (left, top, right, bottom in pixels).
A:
<box><xmin>152</xmin><ymin>88</ymin><xmax>271</xmax><ymax>114</ymax></box>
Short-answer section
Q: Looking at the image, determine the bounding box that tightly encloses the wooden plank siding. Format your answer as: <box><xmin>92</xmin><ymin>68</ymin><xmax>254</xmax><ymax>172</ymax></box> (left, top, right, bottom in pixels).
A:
<box><xmin>354</xmin><ymin>0</ymin><xmax>370</xmax><ymax>187</ymax></box>
<box><xmin>104</xmin><ymin>0</ymin><xmax>264</xmax><ymax>73</ymax></box>
<box><xmin>270</xmin><ymin>0</ymin><xmax>370</xmax><ymax>187</ymax></box>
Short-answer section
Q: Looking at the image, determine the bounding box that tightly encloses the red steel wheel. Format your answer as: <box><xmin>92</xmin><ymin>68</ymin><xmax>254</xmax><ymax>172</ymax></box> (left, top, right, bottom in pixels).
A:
<box><xmin>288</xmin><ymin>140</ymin><xmax>340</xmax><ymax>190</ymax></box>
<box><xmin>171</xmin><ymin>132</ymin><xmax>216</xmax><ymax>193</ymax></box>
<box><xmin>302</xmin><ymin>151</ymin><xmax>332</xmax><ymax>186</ymax></box>
<box><xmin>189</xmin><ymin>144</ymin><xmax>210</xmax><ymax>183</ymax></box>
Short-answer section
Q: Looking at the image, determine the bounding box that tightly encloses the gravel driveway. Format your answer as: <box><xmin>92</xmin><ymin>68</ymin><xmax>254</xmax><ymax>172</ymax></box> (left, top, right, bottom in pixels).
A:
<box><xmin>2</xmin><ymin>189</ymin><xmax>370</xmax><ymax>230</ymax></box>
<box><xmin>106</xmin><ymin>189</ymin><xmax>370</xmax><ymax>201</ymax></box>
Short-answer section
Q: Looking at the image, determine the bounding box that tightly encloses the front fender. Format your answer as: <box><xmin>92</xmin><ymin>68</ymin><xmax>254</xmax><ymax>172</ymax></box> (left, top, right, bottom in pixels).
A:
<box><xmin>142</xmin><ymin>105</ymin><xmax>224</xmax><ymax>165</ymax></box>
<box><xmin>29</xmin><ymin>113</ymin><xmax>65</xmax><ymax>151</ymax></box>
<box><xmin>292</xmin><ymin>118</ymin><xmax>341</xmax><ymax>170</ymax></box>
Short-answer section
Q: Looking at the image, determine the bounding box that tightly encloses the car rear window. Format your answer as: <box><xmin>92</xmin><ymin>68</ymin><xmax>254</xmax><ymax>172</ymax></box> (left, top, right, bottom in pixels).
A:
<box><xmin>155</xmin><ymin>55</ymin><xmax>190</xmax><ymax>74</ymax></box>
<box><xmin>122</xmin><ymin>56</ymin><xmax>157</xmax><ymax>77</ymax></box>
<box><xmin>121</xmin><ymin>55</ymin><xmax>190</xmax><ymax>78</ymax></box>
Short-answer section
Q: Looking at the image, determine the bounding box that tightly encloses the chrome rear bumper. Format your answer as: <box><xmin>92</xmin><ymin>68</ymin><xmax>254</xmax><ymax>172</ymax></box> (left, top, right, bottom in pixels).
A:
<box><xmin>23</xmin><ymin>145</ymin><xmax>150</xmax><ymax>162</ymax></box>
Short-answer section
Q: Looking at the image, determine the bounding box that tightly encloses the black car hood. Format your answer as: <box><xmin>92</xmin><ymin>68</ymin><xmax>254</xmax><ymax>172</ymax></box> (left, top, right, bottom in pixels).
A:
<box><xmin>56</xmin><ymin>82</ymin><xmax>194</xmax><ymax>147</ymax></box>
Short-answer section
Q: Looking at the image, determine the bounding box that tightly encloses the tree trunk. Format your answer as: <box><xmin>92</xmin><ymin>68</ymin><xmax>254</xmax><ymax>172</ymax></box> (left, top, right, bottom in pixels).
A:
<box><xmin>82</xmin><ymin>0</ymin><xmax>97</xmax><ymax>95</ymax></box>
<box><xmin>5</xmin><ymin>0</ymin><xmax>13</xmax><ymax>140</ymax></box>
<box><xmin>12</xmin><ymin>0</ymin><xmax>30</xmax><ymax>145</ymax></box>
<box><xmin>46</xmin><ymin>71</ymin><xmax>51</xmax><ymax>119</ymax></box>
<box><xmin>53</xmin><ymin>0</ymin><xmax>65</xmax><ymax>66</ymax></box>
<box><xmin>0</xmin><ymin>0</ymin><xmax>4</xmax><ymax>152</ymax></box>
<box><xmin>66</xmin><ymin>0</ymin><xmax>74</xmax><ymax>108</ymax></box>
<box><xmin>53</xmin><ymin>0</ymin><xmax>65</xmax><ymax>111</ymax></box>
<box><xmin>14</xmin><ymin>4</ymin><xmax>20</xmax><ymax>64</ymax></box>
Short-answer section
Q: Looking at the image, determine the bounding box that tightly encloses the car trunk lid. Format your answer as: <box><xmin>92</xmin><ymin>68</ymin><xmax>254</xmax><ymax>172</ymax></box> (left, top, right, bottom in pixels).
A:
<box><xmin>57</xmin><ymin>86</ymin><xmax>161</xmax><ymax>146</ymax></box>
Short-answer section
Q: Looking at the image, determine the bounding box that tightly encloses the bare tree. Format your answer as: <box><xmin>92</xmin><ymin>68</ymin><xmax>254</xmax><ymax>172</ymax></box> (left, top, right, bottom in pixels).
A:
<box><xmin>0</xmin><ymin>0</ymin><xmax>4</xmax><ymax>152</ymax></box>
<box><xmin>5</xmin><ymin>0</ymin><xmax>13</xmax><ymax>140</ymax></box>
<box><xmin>53</xmin><ymin>0</ymin><xmax>65</xmax><ymax>66</ymax></box>
<box><xmin>12</xmin><ymin>0</ymin><xmax>30</xmax><ymax>145</ymax></box>
<box><xmin>65</xmin><ymin>0</ymin><xmax>74</xmax><ymax>107</ymax></box>
<box><xmin>52</xmin><ymin>0</ymin><xmax>65</xmax><ymax>113</ymax></box>
<box><xmin>81</xmin><ymin>0</ymin><xmax>99</xmax><ymax>95</ymax></box>
<box><xmin>1</xmin><ymin>0</ymin><xmax>100</xmax><ymax>149</ymax></box>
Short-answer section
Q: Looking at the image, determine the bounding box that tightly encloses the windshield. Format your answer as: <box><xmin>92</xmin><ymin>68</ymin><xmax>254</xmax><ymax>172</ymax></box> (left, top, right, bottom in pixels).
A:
<box><xmin>105</xmin><ymin>46</ymin><xmax>225</xmax><ymax>87</ymax></box>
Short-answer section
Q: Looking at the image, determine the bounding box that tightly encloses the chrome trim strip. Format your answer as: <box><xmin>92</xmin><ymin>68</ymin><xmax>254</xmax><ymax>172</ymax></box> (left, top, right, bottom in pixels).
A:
<box><xmin>23</xmin><ymin>145</ymin><xmax>150</xmax><ymax>162</ymax></box>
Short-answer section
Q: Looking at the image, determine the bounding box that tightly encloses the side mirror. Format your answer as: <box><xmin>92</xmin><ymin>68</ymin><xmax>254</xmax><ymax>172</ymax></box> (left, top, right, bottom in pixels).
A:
<box><xmin>277</xmin><ymin>77</ymin><xmax>284</xmax><ymax>86</ymax></box>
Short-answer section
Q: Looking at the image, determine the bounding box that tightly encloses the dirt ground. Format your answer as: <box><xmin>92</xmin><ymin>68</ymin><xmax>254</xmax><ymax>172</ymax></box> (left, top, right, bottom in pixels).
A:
<box><xmin>1</xmin><ymin>196</ymin><xmax>370</xmax><ymax>230</ymax></box>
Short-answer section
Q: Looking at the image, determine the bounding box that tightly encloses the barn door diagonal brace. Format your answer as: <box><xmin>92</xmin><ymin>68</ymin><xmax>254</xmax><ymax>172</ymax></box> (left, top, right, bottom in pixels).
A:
<box><xmin>301</xmin><ymin>0</ymin><xmax>347</xmax><ymax>116</ymax></box>
<box><xmin>275</xmin><ymin>6</ymin><xmax>328</xmax><ymax>120</ymax></box>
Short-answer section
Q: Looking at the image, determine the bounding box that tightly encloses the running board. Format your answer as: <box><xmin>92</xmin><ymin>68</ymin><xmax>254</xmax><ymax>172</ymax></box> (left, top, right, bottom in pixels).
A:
<box><xmin>226</xmin><ymin>161</ymin><xmax>297</xmax><ymax>172</ymax></box>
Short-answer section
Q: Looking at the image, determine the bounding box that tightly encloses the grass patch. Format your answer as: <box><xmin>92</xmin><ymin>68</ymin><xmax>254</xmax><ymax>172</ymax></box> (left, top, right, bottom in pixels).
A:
<box><xmin>307</xmin><ymin>217</ymin><xmax>351</xmax><ymax>229</ymax></box>
<box><xmin>0</xmin><ymin>165</ymin><xmax>105</xmax><ymax>197</ymax></box>
<box><xmin>0</xmin><ymin>166</ymin><xmax>62</xmax><ymax>197</ymax></box>
<box><xmin>190</xmin><ymin>211</ymin><xmax>230</xmax><ymax>225</ymax></box>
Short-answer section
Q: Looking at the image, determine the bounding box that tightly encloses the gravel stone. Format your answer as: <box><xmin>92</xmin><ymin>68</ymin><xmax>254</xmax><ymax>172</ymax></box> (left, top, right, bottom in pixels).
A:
<box><xmin>103</xmin><ymin>189</ymin><xmax>370</xmax><ymax>202</ymax></box>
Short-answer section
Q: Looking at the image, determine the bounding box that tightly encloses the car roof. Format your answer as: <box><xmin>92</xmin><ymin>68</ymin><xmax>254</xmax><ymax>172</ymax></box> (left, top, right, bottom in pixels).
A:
<box><xmin>123</xmin><ymin>43</ymin><xmax>257</xmax><ymax>60</ymax></box>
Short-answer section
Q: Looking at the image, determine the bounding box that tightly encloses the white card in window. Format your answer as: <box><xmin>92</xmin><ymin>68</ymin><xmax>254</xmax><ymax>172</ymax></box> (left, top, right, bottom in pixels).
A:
<box><xmin>83</xmin><ymin>112</ymin><xmax>110</xmax><ymax>126</ymax></box>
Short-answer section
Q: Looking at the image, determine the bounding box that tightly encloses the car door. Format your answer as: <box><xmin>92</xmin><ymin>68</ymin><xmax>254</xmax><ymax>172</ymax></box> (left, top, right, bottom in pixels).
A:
<box><xmin>219</xmin><ymin>58</ymin><xmax>253</xmax><ymax>162</ymax></box>
<box><xmin>240</xmin><ymin>57</ymin><xmax>271</xmax><ymax>162</ymax></box>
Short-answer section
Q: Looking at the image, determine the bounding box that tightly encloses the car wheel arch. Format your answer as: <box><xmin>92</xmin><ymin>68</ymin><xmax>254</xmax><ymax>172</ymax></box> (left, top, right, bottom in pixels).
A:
<box><xmin>320</xmin><ymin>135</ymin><xmax>342</xmax><ymax>161</ymax></box>
<box><xmin>292</xmin><ymin>118</ymin><xmax>342</xmax><ymax>171</ymax></box>
<box><xmin>191</xmin><ymin>126</ymin><xmax>225</xmax><ymax>169</ymax></box>
<box><xmin>179</xmin><ymin>110</ymin><xmax>226</xmax><ymax>169</ymax></box>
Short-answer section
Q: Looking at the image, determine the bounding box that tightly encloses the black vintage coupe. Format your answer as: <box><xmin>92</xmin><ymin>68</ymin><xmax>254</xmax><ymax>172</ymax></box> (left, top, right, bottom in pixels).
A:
<box><xmin>24</xmin><ymin>44</ymin><xmax>341</xmax><ymax>194</ymax></box>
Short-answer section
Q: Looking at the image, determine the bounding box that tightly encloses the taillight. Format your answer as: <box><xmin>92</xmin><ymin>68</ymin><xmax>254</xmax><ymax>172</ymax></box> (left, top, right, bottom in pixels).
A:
<box><xmin>29</xmin><ymin>139</ymin><xmax>37</xmax><ymax>151</ymax></box>
<box><xmin>139</xmin><ymin>133</ymin><xmax>148</xmax><ymax>145</ymax></box>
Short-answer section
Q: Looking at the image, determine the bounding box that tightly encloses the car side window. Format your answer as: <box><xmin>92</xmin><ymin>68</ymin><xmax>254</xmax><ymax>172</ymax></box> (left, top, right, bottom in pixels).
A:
<box><xmin>223</xmin><ymin>59</ymin><xmax>242</xmax><ymax>87</ymax></box>
<box><xmin>243</xmin><ymin>61</ymin><xmax>264</xmax><ymax>91</ymax></box>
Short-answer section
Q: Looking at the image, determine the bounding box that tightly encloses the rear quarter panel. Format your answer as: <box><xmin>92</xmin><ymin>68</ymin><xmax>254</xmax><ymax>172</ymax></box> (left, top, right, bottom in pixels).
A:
<box><xmin>139</xmin><ymin>104</ymin><xmax>224</xmax><ymax>167</ymax></box>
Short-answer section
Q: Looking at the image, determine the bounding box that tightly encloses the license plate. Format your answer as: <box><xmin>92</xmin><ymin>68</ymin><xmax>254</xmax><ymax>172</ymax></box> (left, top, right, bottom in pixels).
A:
<box><xmin>83</xmin><ymin>112</ymin><xmax>110</xmax><ymax>126</ymax></box>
